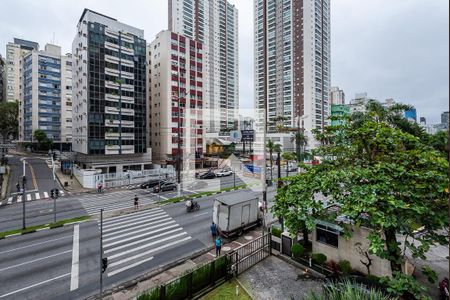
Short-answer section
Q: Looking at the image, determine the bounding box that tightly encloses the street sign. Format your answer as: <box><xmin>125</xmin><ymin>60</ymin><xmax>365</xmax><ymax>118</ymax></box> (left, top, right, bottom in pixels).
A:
<box><xmin>241</xmin><ymin>130</ymin><xmax>255</xmax><ymax>142</ymax></box>
<box><xmin>230</xmin><ymin>130</ymin><xmax>242</xmax><ymax>143</ymax></box>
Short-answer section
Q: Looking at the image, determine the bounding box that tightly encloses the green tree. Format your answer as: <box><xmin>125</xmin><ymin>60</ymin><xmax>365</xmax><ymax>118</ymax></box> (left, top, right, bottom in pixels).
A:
<box><xmin>266</xmin><ymin>139</ymin><xmax>276</xmax><ymax>180</ymax></box>
<box><xmin>291</xmin><ymin>131</ymin><xmax>308</xmax><ymax>161</ymax></box>
<box><xmin>274</xmin><ymin>120</ymin><xmax>448</xmax><ymax>276</ymax></box>
<box><xmin>0</xmin><ymin>101</ymin><xmax>19</xmax><ymax>142</ymax></box>
<box><xmin>33</xmin><ymin>129</ymin><xmax>53</xmax><ymax>151</ymax></box>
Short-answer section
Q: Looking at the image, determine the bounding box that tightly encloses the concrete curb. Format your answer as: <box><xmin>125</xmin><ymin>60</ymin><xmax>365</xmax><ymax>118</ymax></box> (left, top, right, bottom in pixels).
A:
<box><xmin>0</xmin><ymin>218</ymin><xmax>91</xmax><ymax>239</ymax></box>
<box><xmin>235</xmin><ymin>276</ymin><xmax>255</xmax><ymax>299</ymax></box>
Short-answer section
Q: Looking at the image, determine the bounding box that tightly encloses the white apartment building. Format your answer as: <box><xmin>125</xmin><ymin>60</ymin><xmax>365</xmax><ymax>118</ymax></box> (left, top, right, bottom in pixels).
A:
<box><xmin>330</xmin><ymin>86</ymin><xmax>345</xmax><ymax>105</ymax></box>
<box><xmin>72</xmin><ymin>9</ymin><xmax>150</xmax><ymax>172</ymax></box>
<box><xmin>5</xmin><ymin>39</ymin><xmax>39</xmax><ymax>103</ymax></box>
<box><xmin>169</xmin><ymin>0</ymin><xmax>239</xmax><ymax>135</ymax></box>
<box><xmin>148</xmin><ymin>30</ymin><xmax>205</xmax><ymax>167</ymax></box>
<box><xmin>254</xmin><ymin>0</ymin><xmax>331</xmax><ymax>148</ymax></box>
<box><xmin>20</xmin><ymin>44</ymin><xmax>73</xmax><ymax>148</ymax></box>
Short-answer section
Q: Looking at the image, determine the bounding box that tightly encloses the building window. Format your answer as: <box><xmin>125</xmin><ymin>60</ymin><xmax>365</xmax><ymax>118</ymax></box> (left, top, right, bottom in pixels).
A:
<box><xmin>316</xmin><ymin>224</ymin><xmax>339</xmax><ymax>248</ymax></box>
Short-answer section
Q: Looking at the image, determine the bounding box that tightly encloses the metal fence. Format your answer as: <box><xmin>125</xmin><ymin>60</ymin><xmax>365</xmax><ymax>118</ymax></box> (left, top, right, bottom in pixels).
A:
<box><xmin>96</xmin><ymin>168</ymin><xmax>176</xmax><ymax>189</ymax></box>
<box><xmin>137</xmin><ymin>255</ymin><xmax>228</xmax><ymax>300</ymax></box>
<box><xmin>228</xmin><ymin>233</ymin><xmax>271</xmax><ymax>275</ymax></box>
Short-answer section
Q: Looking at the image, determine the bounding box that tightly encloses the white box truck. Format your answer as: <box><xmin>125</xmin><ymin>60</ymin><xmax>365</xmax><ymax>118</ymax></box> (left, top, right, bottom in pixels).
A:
<box><xmin>213</xmin><ymin>191</ymin><xmax>262</xmax><ymax>238</ymax></box>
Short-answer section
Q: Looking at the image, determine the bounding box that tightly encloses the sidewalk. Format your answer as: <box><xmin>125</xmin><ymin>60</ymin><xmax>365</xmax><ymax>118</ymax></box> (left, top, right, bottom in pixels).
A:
<box><xmin>54</xmin><ymin>167</ymin><xmax>90</xmax><ymax>193</ymax></box>
<box><xmin>105</xmin><ymin>229</ymin><xmax>266</xmax><ymax>300</ymax></box>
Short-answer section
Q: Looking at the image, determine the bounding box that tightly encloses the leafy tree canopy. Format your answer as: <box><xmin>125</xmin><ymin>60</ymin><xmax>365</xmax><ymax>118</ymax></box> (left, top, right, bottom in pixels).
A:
<box><xmin>0</xmin><ymin>101</ymin><xmax>19</xmax><ymax>141</ymax></box>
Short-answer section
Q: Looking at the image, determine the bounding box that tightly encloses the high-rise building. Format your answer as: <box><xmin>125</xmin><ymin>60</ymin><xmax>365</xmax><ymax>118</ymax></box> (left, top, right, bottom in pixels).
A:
<box><xmin>419</xmin><ymin>117</ymin><xmax>426</xmax><ymax>125</ymax></box>
<box><xmin>20</xmin><ymin>44</ymin><xmax>73</xmax><ymax>148</ymax></box>
<box><xmin>331</xmin><ymin>104</ymin><xmax>350</xmax><ymax>126</ymax></box>
<box><xmin>0</xmin><ymin>55</ymin><xmax>5</xmax><ymax>102</ymax></box>
<box><xmin>72</xmin><ymin>9</ymin><xmax>149</xmax><ymax>172</ymax></box>
<box><xmin>404</xmin><ymin>108</ymin><xmax>417</xmax><ymax>123</ymax></box>
<box><xmin>148</xmin><ymin>30</ymin><xmax>205</xmax><ymax>167</ymax></box>
<box><xmin>5</xmin><ymin>38</ymin><xmax>39</xmax><ymax>103</ymax></box>
<box><xmin>329</xmin><ymin>86</ymin><xmax>345</xmax><ymax>105</ymax></box>
<box><xmin>254</xmin><ymin>0</ymin><xmax>331</xmax><ymax>146</ymax></box>
<box><xmin>168</xmin><ymin>0</ymin><xmax>239</xmax><ymax>134</ymax></box>
<box><xmin>441</xmin><ymin>111</ymin><xmax>449</xmax><ymax>127</ymax></box>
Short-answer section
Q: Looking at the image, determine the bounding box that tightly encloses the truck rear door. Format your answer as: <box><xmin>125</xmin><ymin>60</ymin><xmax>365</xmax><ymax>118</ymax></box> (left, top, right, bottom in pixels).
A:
<box><xmin>241</xmin><ymin>204</ymin><xmax>250</xmax><ymax>227</ymax></box>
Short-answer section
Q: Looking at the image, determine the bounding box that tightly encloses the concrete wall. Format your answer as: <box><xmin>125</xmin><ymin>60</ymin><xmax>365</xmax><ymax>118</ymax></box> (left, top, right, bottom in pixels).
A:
<box><xmin>312</xmin><ymin>226</ymin><xmax>392</xmax><ymax>277</ymax></box>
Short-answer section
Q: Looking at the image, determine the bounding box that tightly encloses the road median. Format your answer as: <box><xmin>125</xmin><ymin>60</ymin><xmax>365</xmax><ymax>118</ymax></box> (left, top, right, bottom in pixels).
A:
<box><xmin>0</xmin><ymin>215</ymin><xmax>90</xmax><ymax>239</ymax></box>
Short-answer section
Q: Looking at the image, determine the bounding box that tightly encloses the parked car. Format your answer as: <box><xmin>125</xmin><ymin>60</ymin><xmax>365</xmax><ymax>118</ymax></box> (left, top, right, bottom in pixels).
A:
<box><xmin>153</xmin><ymin>182</ymin><xmax>177</xmax><ymax>193</ymax></box>
<box><xmin>216</xmin><ymin>169</ymin><xmax>233</xmax><ymax>177</ymax></box>
<box><xmin>199</xmin><ymin>172</ymin><xmax>216</xmax><ymax>179</ymax></box>
<box><xmin>140</xmin><ymin>179</ymin><xmax>162</xmax><ymax>189</ymax></box>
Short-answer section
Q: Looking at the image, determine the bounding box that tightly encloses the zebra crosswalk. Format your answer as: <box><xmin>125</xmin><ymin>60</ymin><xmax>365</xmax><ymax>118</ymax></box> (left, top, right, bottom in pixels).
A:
<box><xmin>3</xmin><ymin>190</ymin><xmax>66</xmax><ymax>206</ymax></box>
<box><xmin>100</xmin><ymin>207</ymin><xmax>192</xmax><ymax>277</ymax></box>
<box><xmin>78</xmin><ymin>190</ymin><xmax>156</xmax><ymax>215</ymax></box>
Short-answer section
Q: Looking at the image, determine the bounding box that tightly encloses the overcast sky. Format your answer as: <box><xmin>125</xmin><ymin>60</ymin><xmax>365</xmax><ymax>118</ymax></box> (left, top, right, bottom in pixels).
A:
<box><xmin>0</xmin><ymin>0</ymin><xmax>448</xmax><ymax>123</ymax></box>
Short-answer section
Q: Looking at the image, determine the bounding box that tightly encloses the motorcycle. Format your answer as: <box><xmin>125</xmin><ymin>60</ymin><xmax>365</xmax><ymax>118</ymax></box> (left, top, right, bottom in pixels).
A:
<box><xmin>440</xmin><ymin>277</ymin><xmax>449</xmax><ymax>300</ymax></box>
<box><xmin>186</xmin><ymin>201</ymin><xmax>200</xmax><ymax>212</ymax></box>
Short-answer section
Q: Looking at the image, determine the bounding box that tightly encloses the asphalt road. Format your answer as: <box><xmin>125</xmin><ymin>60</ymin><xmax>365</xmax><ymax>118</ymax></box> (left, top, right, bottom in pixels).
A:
<box><xmin>0</xmin><ymin>187</ymin><xmax>278</xmax><ymax>300</ymax></box>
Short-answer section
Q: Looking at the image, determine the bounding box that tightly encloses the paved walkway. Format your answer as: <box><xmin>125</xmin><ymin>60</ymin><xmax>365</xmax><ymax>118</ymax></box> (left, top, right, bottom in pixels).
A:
<box><xmin>238</xmin><ymin>256</ymin><xmax>323</xmax><ymax>300</ymax></box>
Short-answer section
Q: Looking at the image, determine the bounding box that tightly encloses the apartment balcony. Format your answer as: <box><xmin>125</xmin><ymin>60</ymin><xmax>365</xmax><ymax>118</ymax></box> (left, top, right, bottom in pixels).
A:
<box><xmin>105</xmin><ymin>106</ymin><xmax>134</xmax><ymax>116</ymax></box>
<box><xmin>121</xmin><ymin>58</ymin><xmax>134</xmax><ymax>67</ymax></box>
<box><xmin>105</xmin><ymin>54</ymin><xmax>120</xmax><ymax>64</ymax></box>
<box><xmin>105</xmin><ymin>132</ymin><xmax>134</xmax><ymax>140</ymax></box>
<box><xmin>105</xmin><ymin>41</ymin><xmax>119</xmax><ymax>51</ymax></box>
<box><xmin>121</xmin><ymin>71</ymin><xmax>134</xmax><ymax>80</ymax></box>
<box><xmin>105</xmin><ymin>81</ymin><xmax>120</xmax><ymax>90</ymax></box>
<box><xmin>105</xmin><ymin>67</ymin><xmax>120</xmax><ymax>76</ymax></box>
<box><xmin>105</xmin><ymin>119</ymin><xmax>135</xmax><ymax>128</ymax></box>
<box><xmin>105</xmin><ymin>144</ymin><xmax>135</xmax><ymax>155</ymax></box>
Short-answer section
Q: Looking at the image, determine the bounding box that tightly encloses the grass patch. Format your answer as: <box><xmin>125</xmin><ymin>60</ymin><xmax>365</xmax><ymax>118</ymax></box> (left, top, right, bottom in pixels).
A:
<box><xmin>0</xmin><ymin>215</ymin><xmax>90</xmax><ymax>238</ymax></box>
<box><xmin>200</xmin><ymin>279</ymin><xmax>252</xmax><ymax>300</ymax></box>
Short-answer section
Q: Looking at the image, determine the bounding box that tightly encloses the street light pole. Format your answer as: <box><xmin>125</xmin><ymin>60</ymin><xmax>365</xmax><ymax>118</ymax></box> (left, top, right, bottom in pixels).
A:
<box><xmin>22</xmin><ymin>160</ymin><xmax>26</xmax><ymax>229</ymax></box>
<box><xmin>100</xmin><ymin>208</ymin><xmax>103</xmax><ymax>298</ymax></box>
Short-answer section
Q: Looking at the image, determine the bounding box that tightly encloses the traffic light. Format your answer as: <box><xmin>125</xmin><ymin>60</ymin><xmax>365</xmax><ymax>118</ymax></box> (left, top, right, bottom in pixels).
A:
<box><xmin>101</xmin><ymin>257</ymin><xmax>108</xmax><ymax>273</ymax></box>
<box><xmin>50</xmin><ymin>189</ymin><xmax>55</xmax><ymax>198</ymax></box>
<box><xmin>55</xmin><ymin>189</ymin><xmax>59</xmax><ymax>198</ymax></box>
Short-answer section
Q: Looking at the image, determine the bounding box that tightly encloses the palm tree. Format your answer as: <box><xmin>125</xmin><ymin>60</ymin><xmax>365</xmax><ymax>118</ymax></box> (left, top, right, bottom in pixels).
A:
<box><xmin>266</xmin><ymin>139</ymin><xmax>276</xmax><ymax>180</ymax></box>
<box><xmin>282</xmin><ymin>151</ymin><xmax>296</xmax><ymax>176</ymax></box>
<box><xmin>291</xmin><ymin>131</ymin><xmax>308</xmax><ymax>162</ymax></box>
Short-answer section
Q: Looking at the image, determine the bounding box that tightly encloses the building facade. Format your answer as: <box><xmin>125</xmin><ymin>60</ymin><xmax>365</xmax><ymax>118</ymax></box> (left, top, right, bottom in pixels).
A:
<box><xmin>5</xmin><ymin>38</ymin><xmax>39</xmax><ymax>103</ymax></box>
<box><xmin>169</xmin><ymin>0</ymin><xmax>239</xmax><ymax>134</ymax></box>
<box><xmin>254</xmin><ymin>0</ymin><xmax>331</xmax><ymax>147</ymax></box>
<box><xmin>72</xmin><ymin>9</ymin><xmax>149</xmax><ymax>172</ymax></box>
<box><xmin>0</xmin><ymin>55</ymin><xmax>4</xmax><ymax>102</ymax></box>
<box><xmin>404</xmin><ymin>108</ymin><xmax>417</xmax><ymax>123</ymax></box>
<box><xmin>331</xmin><ymin>104</ymin><xmax>350</xmax><ymax>126</ymax></box>
<box><xmin>441</xmin><ymin>111</ymin><xmax>449</xmax><ymax>129</ymax></box>
<box><xmin>20</xmin><ymin>44</ymin><xmax>73</xmax><ymax>148</ymax></box>
<box><xmin>148</xmin><ymin>30</ymin><xmax>205</xmax><ymax>166</ymax></box>
<box><xmin>329</xmin><ymin>86</ymin><xmax>345</xmax><ymax>105</ymax></box>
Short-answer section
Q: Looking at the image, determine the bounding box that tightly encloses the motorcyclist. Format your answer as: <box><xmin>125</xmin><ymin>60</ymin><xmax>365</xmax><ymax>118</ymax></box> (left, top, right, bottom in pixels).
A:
<box><xmin>186</xmin><ymin>199</ymin><xmax>193</xmax><ymax>210</ymax></box>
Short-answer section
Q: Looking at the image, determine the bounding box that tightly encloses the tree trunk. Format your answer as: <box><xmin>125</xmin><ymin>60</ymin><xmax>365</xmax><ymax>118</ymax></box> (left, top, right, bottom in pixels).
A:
<box><xmin>277</xmin><ymin>152</ymin><xmax>282</xmax><ymax>188</ymax></box>
<box><xmin>384</xmin><ymin>228</ymin><xmax>402</xmax><ymax>273</ymax></box>
<box><xmin>301</xmin><ymin>222</ymin><xmax>309</xmax><ymax>246</ymax></box>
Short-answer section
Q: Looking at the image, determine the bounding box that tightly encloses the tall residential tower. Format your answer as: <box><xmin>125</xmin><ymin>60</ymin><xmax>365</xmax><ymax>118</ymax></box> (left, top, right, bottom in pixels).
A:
<box><xmin>254</xmin><ymin>0</ymin><xmax>331</xmax><ymax>146</ymax></box>
<box><xmin>72</xmin><ymin>9</ymin><xmax>149</xmax><ymax>172</ymax></box>
<box><xmin>169</xmin><ymin>0</ymin><xmax>239</xmax><ymax>135</ymax></box>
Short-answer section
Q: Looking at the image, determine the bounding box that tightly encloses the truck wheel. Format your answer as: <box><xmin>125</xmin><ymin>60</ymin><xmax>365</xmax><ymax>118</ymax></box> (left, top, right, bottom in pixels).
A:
<box><xmin>237</xmin><ymin>228</ymin><xmax>243</xmax><ymax>237</ymax></box>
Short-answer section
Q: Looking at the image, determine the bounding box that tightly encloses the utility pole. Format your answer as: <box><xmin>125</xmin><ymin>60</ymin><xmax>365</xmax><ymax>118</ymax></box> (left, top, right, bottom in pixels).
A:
<box><xmin>52</xmin><ymin>155</ymin><xmax>57</xmax><ymax>223</ymax></box>
<box><xmin>22</xmin><ymin>160</ymin><xmax>26</xmax><ymax>229</ymax></box>
<box><xmin>176</xmin><ymin>55</ymin><xmax>182</xmax><ymax>197</ymax></box>
<box><xmin>100</xmin><ymin>208</ymin><xmax>104</xmax><ymax>298</ymax></box>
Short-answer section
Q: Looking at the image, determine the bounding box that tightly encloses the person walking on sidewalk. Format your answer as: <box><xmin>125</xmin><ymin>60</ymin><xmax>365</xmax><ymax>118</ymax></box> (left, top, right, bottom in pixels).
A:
<box><xmin>215</xmin><ymin>237</ymin><xmax>222</xmax><ymax>257</ymax></box>
<box><xmin>134</xmin><ymin>195</ymin><xmax>139</xmax><ymax>210</ymax></box>
<box><xmin>211</xmin><ymin>222</ymin><xmax>217</xmax><ymax>239</ymax></box>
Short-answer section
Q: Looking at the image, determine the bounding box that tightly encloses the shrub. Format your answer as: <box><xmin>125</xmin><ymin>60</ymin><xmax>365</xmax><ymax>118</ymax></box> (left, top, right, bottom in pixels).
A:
<box><xmin>380</xmin><ymin>271</ymin><xmax>429</xmax><ymax>300</ymax></box>
<box><xmin>271</xmin><ymin>226</ymin><xmax>282</xmax><ymax>238</ymax></box>
<box><xmin>291</xmin><ymin>243</ymin><xmax>304</xmax><ymax>258</ymax></box>
<box><xmin>311</xmin><ymin>253</ymin><xmax>327</xmax><ymax>265</ymax></box>
<box><xmin>338</xmin><ymin>260</ymin><xmax>351</xmax><ymax>274</ymax></box>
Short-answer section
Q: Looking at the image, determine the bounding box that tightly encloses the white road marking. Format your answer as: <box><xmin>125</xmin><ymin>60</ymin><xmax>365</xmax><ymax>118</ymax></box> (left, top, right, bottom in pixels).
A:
<box><xmin>194</xmin><ymin>212</ymin><xmax>210</xmax><ymax>218</ymax></box>
<box><xmin>0</xmin><ymin>273</ymin><xmax>70</xmax><ymax>298</ymax></box>
<box><xmin>103</xmin><ymin>214</ymin><xmax>169</xmax><ymax>233</ymax></box>
<box><xmin>107</xmin><ymin>232</ymin><xmax>188</xmax><ymax>258</ymax></box>
<box><xmin>108</xmin><ymin>257</ymin><xmax>154</xmax><ymax>275</ymax></box>
<box><xmin>35</xmin><ymin>193</ymin><xmax>40</xmax><ymax>200</ymax></box>
<box><xmin>26</xmin><ymin>194</ymin><xmax>32</xmax><ymax>201</ymax></box>
<box><xmin>102</xmin><ymin>211</ymin><xmax>167</xmax><ymax>228</ymax></box>
<box><xmin>104</xmin><ymin>224</ymin><xmax>180</xmax><ymax>248</ymax></box>
<box><xmin>102</xmin><ymin>207</ymin><xmax>163</xmax><ymax>222</ymax></box>
<box><xmin>0</xmin><ymin>250</ymin><xmax>71</xmax><ymax>272</ymax></box>
<box><xmin>0</xmin><ymin>236</ymin><xmax>72</xmax><ymax>255</ymax></box>
<box><xmin>43</xmin><ymin>192</ymin><xmax>49</xmax><ymax>198</ymax></box>
<box><xmin>103</xmin><ymin>221</ymin><xmax>176</xmax><ymax>243</ymax></box>
<box><xmin>102</xmin><ymin>216</ymin><xmax>173</xmax><ymax>238</ymax></box>
<box><xmin>60</xmin><ymin>190</ymin><xmax>65</xmax><ymax>195</ymax></box>
<box><xmin>107</xmin><ymin>236</ymin><xmax>192</xmax><ymax>277</ymax></box>
<box><xmin>70</xmin><ymin>225</ymin><xmax>79</xmax><ymax>291</ymax></box>
<box><xmin>7</xmin><ymin>197</ymin><xmax>12</xmax><ymax>204</ymax></box>
<box><xmin>17</xmin><ymin>195</ymin><xmax>22</xmax><ymax>203</ymax></box>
